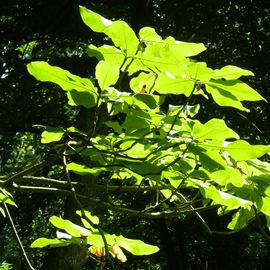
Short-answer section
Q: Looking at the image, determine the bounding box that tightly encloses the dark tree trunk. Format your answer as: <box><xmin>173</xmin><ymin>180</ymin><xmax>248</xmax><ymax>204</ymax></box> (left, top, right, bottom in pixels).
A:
<box><xmin>154</xmin><ymin>219</ymin><xmax>188</xmax><ymax>270</ymax></box>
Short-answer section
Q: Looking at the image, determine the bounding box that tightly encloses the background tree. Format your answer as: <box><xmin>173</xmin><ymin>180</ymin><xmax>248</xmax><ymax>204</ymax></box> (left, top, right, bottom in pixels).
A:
<box><xmin>1</xmin><ymin>1</ymin><xmax>270</xmax><ymax>269</ymax></box>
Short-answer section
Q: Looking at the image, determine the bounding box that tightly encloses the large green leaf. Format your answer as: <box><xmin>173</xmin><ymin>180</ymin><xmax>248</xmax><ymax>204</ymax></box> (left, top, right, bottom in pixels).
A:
<box><xmin>225</xmin><ymin>140</ymin><xmax>270</xmax><ymax>161</ymax></box>
<box><xmin>121</xmin><ymin>109</ymin><xmax>152</xmax><ymax>133</ymax></box>
<box><xmin>200</xmin><ymin>184</ymin><xmax>253</xmax><ymax>210</ymax></box>
<box><xmin>206</xmin><ymin>79</ymin><xmax>265</xmax><ymax>111</ymax></box>
<box><xmin>107</xmin><ymin>21</ymin><xmax>139</xmax><ymax>55</ymax></box>
<box><xmin>80</xmin><ymin>6</ymin><xmax>112</xmax><ymax>32</ymax></box>
<box><xmin>41</xmin><ymin>127</ymin><xmax>65</xmax><ymax>144</ymax></box>
<box><xmin>95</xmin><ymin>60</ymin><xmax>120</xmax><ymax>90</ymax></box>
<box><xmin>213</xmin><ymin>65</ymin><xmax>254</xmax><ymax>80</ymax></box>
<box><xmin>192</xmin><ymin>118</ymin><xmax>239</xmax><ymax>141</ymax></box>
<box><xmin>257</xmin><ymin>196</ymin><xmax>270</xmax><ymax>216</ymax></box>
<box><xmin>80</xmin><ymin>7</ymin><xmax>138</xmax><ymax>55</ymax></box>
<box><xmin>116</xmin><ymin>235</ymin><xmax>159</xmax><ymax>255</ymax></box>
<box><xmin>88</xmin><ymin>44</ymin><xmax>125</xmax><ymax>63</ymax></box>
<box><xmin>208</xmin><ymin>79</ymin><xmax>265</xmax><ymax>102</ymax></box>
<box><xmin>168</xmin><ymin>104</ymin><xmax>200</xmax><ymax>119</ymax></box>
<box><xmin>130</xmin><ymin>71</ymin><xmax>157</xmax><ymax>94</ymax></box>
<box><xmin>27</xmin><ymin>61</ymin><xmax>97</xmax><ymax>93</ymax></box>
<box><xmin>139</xmin><ymin>27</ymin><xmax>162</xmax><ymax>42</ymax></box>
<box><xmin>163</xmin><ymin>36</ymin><xmax>206</xmax><ymax>58</ymax></box>
<box><xmin>227</xmin><ymin>208</ymin><xmax>255</xmax><ymax>230</ymax></box>
<box><xmin>67</xmin><ymin>90</ymin><xmax>97</xmax><ymax>108</ymax></box>
<box><xmin>31</xmin><ymin>238</ymin><xmax>70</xmax><ymax>248</ymax></box>
<box><xmin>49</xmin><ymin>216</ymin><xmax>90</xmax><ymax>237</ymax></box>
<box><xmin>77</xmin><ymin>210</ymin><xmax>99</xmax><ymax>226</ymax></box>
<box><xmin>154</xmin><ymin>72</ymin><xmax>194</xmax><ymax>95</ymax></box>
<box><xmin>207</xmin><ymin>167</ymin><xmax>244</xmax><ymax>187</ymax></box>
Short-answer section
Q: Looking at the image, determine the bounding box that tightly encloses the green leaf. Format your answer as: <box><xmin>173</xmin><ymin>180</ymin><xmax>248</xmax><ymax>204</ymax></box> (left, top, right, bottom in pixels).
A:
<box><xmin>168</xmin><ymin>104</ymin><xmax>200</xmax><ymax>118</ymax></box>
<box><xmin>107</xmin><ymin>21</ymin><xmax>139</xmax><ymax>55</ymax></box>
<box><xmin>163</xmin><ymin>36</ymin><xmax>206</xmax><ymax>58</ymax></box>
<box><xmin>31</xmin><ymin>238</ymin><xmax>70</xmax><ymax>248</ymax></box>
<box><xmin>88</xmin><ymin>45</ymin><xmax>125</xmax><ymax>63</ymax></box>
<box><xmin>208</xmin><ymin>79</ymin><xmax>265</xmax><ymax>102</ymax></box>
<box><xmin>116</xmin><ymin>235</ymin><xmax>159</xmax><ymax>255</ymax></box>
<box><xmin>206</xmin><ymin>79</ymin><xmax>265</xmax><ymax>111</ymax></box>
<box><xmin>258</xmin><ymin>196</ymin><xmax>270</xmax><ymax>216</ymax></box>
<box><xmin>95</xmin><ymin>60</ymin><xmax>120</xmax><ymax>90</ymax></box>
<box><xmin>139</xmin><ymin>27</ymin><xmax>162</xmax><ymax>41</ymax></box>
<box><xmin>200</xmin><ymin>184</ymin><xmax>253</xmax><ymax>210</ymax></box>
<box><xmin>0</xmin><ymin>188</ymin><xmax>17</xmax><ymax>207</ymax></box>
<box><xmin>16</xmin><ymin>41</ymin><xmax>38</xmax><ymax>55</ymax></box>
<box><xmin>213</xmin><ymin>65</ymin><xmax>254</xmax><ymax>80</ymax></box>
<box><xmin>192</xmin><ymin>118</ymin><xmax>239</xmax><ymax>141</ymax></box>
<box><xmin>225</xmin><ymin>140</ymin><xmax>270</xmax><ymax>161</ymax></box>
<box><xmin>80</xmin><ymin>6</ymin><xmax>138</xmax><ymax>55</ymax></box>
<box><xmin>76</xmin><ymin>210</ymin><xmax>99</xmax><ymax>226</ymax></box>
<box><xmin>80</xmin><ymin>6</ymin><xmax>112</xmax><ymax>33</ymax></box>
<box><xmin>121</xmin><ymin>94</ymin><xmax>163</xmax><ymax>111</ymax></box>
<box><xmin>41</xmin><ymin>127</ymin><xmax>65</xmax><ymax>143</ymax></box>
<box><xmin>130</xmin><ymin>71</ymin><xmax>157</xmax><ymax>94</ymax></box>
<box><xmin>49</xmin><ymin>216</ymin><xmax>90</xmax><ymax>237</ymax></box>
<box><xmin>67</xmin><ymin>162</ymin><xmax>105</xmax><ymax>176</ymax></box>
<box><xmin>207</xmin><ymin>167</ymin><xmax>244</xmax><ymax>187</ymax></box>
<box><xmin>105</xmin><ymin>121</ymin><xmax>123</xmax><ymax>134</ymax></box>
<box><xmin>154</xmin><ymin>72</ymin><xmax>194</xmax><ymax>96</ymax></box>
<box><xmin>227</xmin><ymin>208</ymin><xmax>255</xmax><ymax>230</ymax></box>
<box><xmin>67</xmin><ymin>90</ymin><xmax>97</xmax><ymax>108</ymax></box>
<box><xmin>121</xmin><ymin>109</ymin><xmax>152</xmax><ymax>133</ymax></box>
<box><xmin>198</xmin><ymin>151</ymin><xmax>226</xmax><ymax>172</ymax></box>
<box><xmin>87</xmin><ymin>231</ymin><xmax>116</xmax><ymax>246</ymax></box>
<box><xmin>27</xmin><ymin>61</ymin><xmax>97</xmax><ymax>93</ymax></box>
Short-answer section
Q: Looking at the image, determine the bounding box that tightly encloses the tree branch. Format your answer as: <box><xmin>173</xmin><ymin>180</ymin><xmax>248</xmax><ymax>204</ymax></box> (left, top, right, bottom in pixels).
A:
<box><xmin>3</xmin><ymin>202</ymin><xmax>36</xmax><ymax>270</ymax></box>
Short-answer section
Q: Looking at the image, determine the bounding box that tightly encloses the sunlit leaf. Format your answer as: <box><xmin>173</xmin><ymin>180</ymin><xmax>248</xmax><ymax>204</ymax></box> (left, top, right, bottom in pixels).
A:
<box><xmin>67</xmin><ymin>90</ymin><xmax>97</xmax><ymax>108</ymax></box>
<box><xmin>88</xmin><ymin>44</ymin><xmax>125</xmax><ymax>63</ymax></box>
<box><xmin>257</xmin><ymin>196</ymin><xmax>270</xmax><ymax>216</ymax></box>
<box><xmin>0</xmin><ymin>188</ymin><xmax>17</xmax><ymax>207</ymax></box>
<box><xmin>107</xmin><ymin>21</ymin><xmax>139</xmax><ymax>55</ymax></box>
<box><xmin>67</xmin><ymin>163</ymin><xmax>105</xmax><ymax>176</ymax></box>
<box><xmin>116</xmin><ymin>235</ymin><xmax>159</xmax><ymax>255</ymax></box>
<box><xmin>49</xmin><ymin>216</ymin><xmax>90</xmax><ymax>237</ymax></box>
<box><xmin>27</xmin><ymin>61</ymin><xmax>97</xmax><ymax>93</ymax></box>
<box><xmin>227</xmin><ymin>208</ymin><xmax>255</xmax><ymax>230</ymax></box>
<box><xmin>200</xmin><ymin>184</ymin><xmax>253</xmax><ymax>210</ymax></box>
<box><xmin>225</xmin><ymin>140</ymin><xmax>270</xmax><ymax>161</ymax></box>
<box><xmin>213</xmin><ymin>65</ymin><xmax>254</xmax><ymax>80</ymax></box>
<box><xmin>41</xmin><ymin>127</ymin><xmax>65</xmax><ymax>144</ymax></box>
<box><xmin>96</xmin><ymin>60</ymin><xmax>120</xmax><ymax>90</ymax></box>
<box><xmin>192</xmin><ymin>118</ymin><xmax>239</xmax><ymax>141</ymax></box>
<box><xmin>80</xmin><ymin>6</ymin><xmax>112</xmax><ymax>32</ymax></box>
<box><xmin>76</xmin><ymin>210</ymin><xmax>100</xmax><ymax>227</ymax></box>
<box><xmin>31</xmin><ymin>238</ymin><xmax>70</xmax><ymax>248</ymax></box>
<box><xmin>139</xmin><ymin>27</ymin><xmax>162</xmax><ymax>42</ymax></box>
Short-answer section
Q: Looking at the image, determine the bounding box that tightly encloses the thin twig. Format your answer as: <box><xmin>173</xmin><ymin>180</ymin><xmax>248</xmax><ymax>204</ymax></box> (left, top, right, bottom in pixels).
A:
<box><xmin>2</xmin><ymin>156</ymin><xmax>59</xmax><ymax>188</ymax></box>
<box><xmin>3</xmin><ymin>202</ymin><xmax>36</xmax><ymax>270</ymax></box>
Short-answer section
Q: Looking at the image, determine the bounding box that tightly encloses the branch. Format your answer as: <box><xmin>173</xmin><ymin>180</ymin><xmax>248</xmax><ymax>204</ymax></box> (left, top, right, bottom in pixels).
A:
<box><xmin>8</xmin><ymin>182</ymin><xmax>215</xmax><ymax>219</ymax></box>
<box><xmin>3</xmin><ymin>202</ymin><xmax>36</xmax><ymax>270</ymax></box>
<box><xmin>2</xmin><ymin>156</ymin><xmax>60</xmax><ymax>188</ymax></box>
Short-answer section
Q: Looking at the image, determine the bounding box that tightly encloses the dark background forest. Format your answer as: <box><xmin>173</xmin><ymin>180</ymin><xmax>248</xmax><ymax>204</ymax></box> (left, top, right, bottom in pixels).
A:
<box><xmin>1</xmin><ymin>0</ymin><xmax>270</xmax><ymax>269</ymax></box>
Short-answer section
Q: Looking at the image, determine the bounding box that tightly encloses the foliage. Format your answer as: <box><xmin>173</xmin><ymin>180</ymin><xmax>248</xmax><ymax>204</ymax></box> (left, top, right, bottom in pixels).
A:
<box><xmin>1</xmin><ymin>3</ymin><xmax>270</xmax><ymax>269</ymax></box>
<box><xmin>0</xmin><ymin>262</ymin><xmax>12</xmax><ymax>270</ymax></box>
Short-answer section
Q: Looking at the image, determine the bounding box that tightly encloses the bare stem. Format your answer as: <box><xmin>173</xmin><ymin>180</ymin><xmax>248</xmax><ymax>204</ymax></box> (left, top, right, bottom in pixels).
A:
<box><xmin>3</xmin><ymin>202</ymin><xmax>36</xmax><ymax>270</ymax></box>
